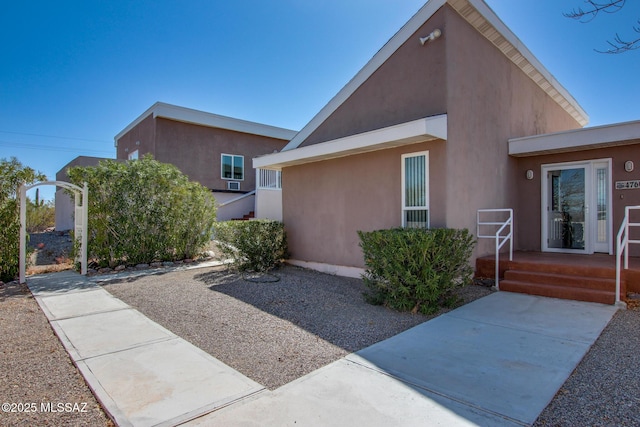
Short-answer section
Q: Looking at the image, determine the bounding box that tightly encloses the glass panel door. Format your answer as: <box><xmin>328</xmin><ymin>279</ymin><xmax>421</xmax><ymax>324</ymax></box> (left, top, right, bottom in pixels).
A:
<box><xmin>547</xmin><ymin>167</ymin><xmax>586</xmax><ymax>250</ymax></box>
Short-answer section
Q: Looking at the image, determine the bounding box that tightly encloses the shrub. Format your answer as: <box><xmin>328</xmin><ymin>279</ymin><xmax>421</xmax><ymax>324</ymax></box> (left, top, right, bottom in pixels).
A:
<box><xmin>213</xmin><ymin>220</ymin><xmax>288</xmax><ymax>272</ymax></box>
<box><xmin>67</xmin><ymin>155</ymin><xmax>217</xmax><ymax>267</ymax></box>
<box><xmin>26</xmin><ymin>198</ymin><xmax>55</xmax><ymax>233</ymax></box>
<box><xmin>0</xmin><ymin>157</ymin><xmax>46</xmax><ymax>282</ymax></box>
<box><xmin>358</xmin><ymin>227</ymin><xmax>476</xmax><ymax>315</ymax></box>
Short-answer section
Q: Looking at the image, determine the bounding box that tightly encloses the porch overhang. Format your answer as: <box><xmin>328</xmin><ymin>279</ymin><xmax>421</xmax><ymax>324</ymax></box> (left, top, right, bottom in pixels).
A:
<box><xmin>508</xmin><ymin>119</ymin><xmax>640</xmax><ymax>157</ymax></box>
<box><xmin>253</xmin><ymin>115</ymin><xmax>447</xmax><ymax>170</ymax></box>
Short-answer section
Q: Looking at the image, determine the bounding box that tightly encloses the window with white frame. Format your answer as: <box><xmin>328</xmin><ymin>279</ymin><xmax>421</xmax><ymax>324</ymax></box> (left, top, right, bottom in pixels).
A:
<box><xmin>221</xmin><ymin>154</ymin><xmax>244</xmax><ymax>180</ymax></box>
<box><xmin>402</xmin><ymin>151</ymin><xmax>429</xmax><ymax>228</ymax></box>
<box><xmin>128</xmin><ymin>149</ymin><xmax>139</xmax><ymax>160</ymax></box>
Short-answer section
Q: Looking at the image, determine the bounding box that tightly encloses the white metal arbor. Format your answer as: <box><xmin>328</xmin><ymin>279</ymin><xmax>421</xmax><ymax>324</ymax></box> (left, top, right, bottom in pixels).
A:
<box><xmin>19</xmin><ymin>181</ymin><xmax>88</xmax><ymax>283</ymax></box>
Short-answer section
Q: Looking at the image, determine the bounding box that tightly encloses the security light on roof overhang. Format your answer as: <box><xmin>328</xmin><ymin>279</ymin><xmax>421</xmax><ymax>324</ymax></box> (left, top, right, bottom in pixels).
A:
<box><xmin>420</xmin><ymin>29</ymin><xmax>441</xmax><ymax>45</ymax></box>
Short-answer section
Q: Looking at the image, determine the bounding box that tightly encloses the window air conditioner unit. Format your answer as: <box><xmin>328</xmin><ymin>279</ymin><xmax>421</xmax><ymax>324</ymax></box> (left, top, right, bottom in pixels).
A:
<box><xmin>227</xmin><ymin>181</ymin><xmax>240</xmax><ymax>191</ymax></box>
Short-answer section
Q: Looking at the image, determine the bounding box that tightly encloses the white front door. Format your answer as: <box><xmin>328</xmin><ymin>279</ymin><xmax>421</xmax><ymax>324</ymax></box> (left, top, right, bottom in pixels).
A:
<box><xmin>542</xmin><ymin>159</ymin><xmax>612</xmax><ymax>254</ymax></box>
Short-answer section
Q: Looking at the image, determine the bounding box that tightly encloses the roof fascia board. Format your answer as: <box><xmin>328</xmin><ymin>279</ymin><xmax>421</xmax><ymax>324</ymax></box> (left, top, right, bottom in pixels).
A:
<box><xmin>254</xmin><ymin>115</ymin><xmax>447</xmax><ymax>170</ymax></box>
<box><xmin>509</xmin><ymin>119</ymin><xmax>640</xmax><ymax>157</ymax></box>
<box><xmin>114</xmin><ymin>102</ymin><xmax>297</xmax><ymax>145</ymax></box>
<box><xmin>450</xmin><ymin>0</ymin><xmax>588</xmax><ymax>126</ymax></box>
<box><xmin>114</xmin><ymin>102</ymin><xmax>160</xmax><ymax>146</ymax></box>
<box><xmin>280</xmin><ymin>0</ymin><xmax>447</xmax><ymax>152</ymax></box>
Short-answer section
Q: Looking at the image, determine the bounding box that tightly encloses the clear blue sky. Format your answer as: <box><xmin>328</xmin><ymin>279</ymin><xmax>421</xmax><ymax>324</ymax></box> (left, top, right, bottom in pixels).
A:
<box><xmin>2</xmin><ymin>0</ymin><xmax>639</xmax><ymax>201</ymax></box>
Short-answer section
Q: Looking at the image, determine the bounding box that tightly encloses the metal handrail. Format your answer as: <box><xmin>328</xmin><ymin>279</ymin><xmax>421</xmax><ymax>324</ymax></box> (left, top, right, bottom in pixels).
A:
<box><xmin>477</xmin><ymin>209</ymin><xmax>513</xmax><ymax>290</ymax></box>
<box><xmin>615</xmin><ymin>205</ymin><xmax>640</xmax><ymax>307</ymax></box>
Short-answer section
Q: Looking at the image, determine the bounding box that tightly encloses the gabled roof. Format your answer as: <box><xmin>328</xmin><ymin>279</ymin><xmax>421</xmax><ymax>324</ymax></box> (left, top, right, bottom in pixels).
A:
<box><xmin>509</xmin><ymin>119</ymin><xmax>640</xmax><ymax>157</ymax></box>
<box><xmin>280</xmin><ymin>0</ymin><xmax>588</xmax><ymax>152</ymax></box>
<box><xmin>114</xmin><ymin>102</ymin><xmax>298</xmax><ymax>146</ymax></box>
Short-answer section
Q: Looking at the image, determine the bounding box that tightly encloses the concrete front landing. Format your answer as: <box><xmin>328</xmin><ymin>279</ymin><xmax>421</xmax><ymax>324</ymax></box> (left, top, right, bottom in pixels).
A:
<box><xmin>27</xmin><ymin>272</ymin><xmax>264</xmax><ymax>427</ymax></box>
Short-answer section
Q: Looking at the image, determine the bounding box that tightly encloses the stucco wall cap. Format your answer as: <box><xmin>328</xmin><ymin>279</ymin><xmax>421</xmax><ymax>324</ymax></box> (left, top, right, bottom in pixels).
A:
<box><xmin>253</xmin><ymin>115</ymin><xmax>447</xmax><ymax>170</ymax></box>
<box><xmin>509</xmin><ymin>119</ymin><xmax>640</xmax><ymax>157</ymax></box>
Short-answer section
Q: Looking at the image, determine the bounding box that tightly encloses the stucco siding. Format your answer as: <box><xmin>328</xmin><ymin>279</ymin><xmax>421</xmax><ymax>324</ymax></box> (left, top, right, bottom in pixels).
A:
<box><xmin>116</xmin><ymin>114</ymin><xmax>155</xmax><ymax>160</ymax></box>
<box><xmin>300</xmin><ymin>8</ymin><xmax>448</xmax><ymax>147</ymax></box>
<box><xmin>443</xmin><ymin>6</ymin><xmax>582</xmax><ymax>258</ymax></box>
<box><xmin>118</xmin><ymin>117</ymin><xmax>287</xmax><ymax>192</ymax></box>
<box><xmin>255</xmin><ymin>189</ymin><xmax>283</xmax><ymax>221</ymax></box>
<box><xmin>283</xmin><ymin>141</ymin><xmax>446</xmax><ymax>268</ymax></box>
<box><xmin>515</xmin><ymin>143</ymin><xmax>640</xmax><ymax>253</ymax></box>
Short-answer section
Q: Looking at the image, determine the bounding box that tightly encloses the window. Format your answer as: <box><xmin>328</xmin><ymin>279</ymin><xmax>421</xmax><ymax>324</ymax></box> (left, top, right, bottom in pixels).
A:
<box><xmin>221</xmin><ymin>154</ymin><xmax>244</xmax><ymax>180</ymax></box>
<box><xmin>128</xmin><ymin>149</ymin><xmax>139</xmax><ymax>160</ymax></box>
<box><xmin>402</xmin><ymin>151</ymin><xmax>429</xmax><ymax>228</ymax></box>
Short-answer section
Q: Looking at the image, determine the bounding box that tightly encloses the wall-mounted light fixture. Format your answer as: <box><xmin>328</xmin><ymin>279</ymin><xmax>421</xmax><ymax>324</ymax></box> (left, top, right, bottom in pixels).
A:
<box><xmin>420</xmin><ymin>29</ymin><xmax>442</xmax><ymax>45</ymax></box>
<box><xmin>526</xmin><ymin>169</ymin><xmax>534</xmax><ymax>180</ymax></box>
<box><xmin>625</xmin><ymin>160</ymin><xmax>634</xmax><ymax>172</ymax></box>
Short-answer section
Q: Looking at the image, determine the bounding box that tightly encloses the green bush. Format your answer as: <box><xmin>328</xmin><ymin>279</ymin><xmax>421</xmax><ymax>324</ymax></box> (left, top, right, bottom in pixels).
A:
<box><xmin>67</xmin><ymin>155</ymin><xmax>217</xmax><ymax>267</ymax></box>
<box><xmin>26</xmin><ymin>198</ymin><xmax>55</xmax><ymax>233</ymax></box>
<box><xmin>213</xmin><ymin>220</ymin><xmax>288</xmax><ymax>272</ymax></box>
<box><xmin>358</xmin><ymin>227</ymin><xmax>476</xmax><ymax>315</ymax></box>
<box><xmin>0</xmin><ymin>157</ymin><xmax>46</xmax><ymax>282</ymax></box>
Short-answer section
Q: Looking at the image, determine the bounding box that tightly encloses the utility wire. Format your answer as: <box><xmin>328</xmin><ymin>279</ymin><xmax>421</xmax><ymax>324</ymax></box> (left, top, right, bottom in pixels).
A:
<box><xmin>0</xmin><ymin>130</ymin><xmax>112</xmax><ymax>144</ymax></box>
<box><xmin>0</xmin><ymin>140</ymin><xmax>113</xmax><ymax>155</ymax></box>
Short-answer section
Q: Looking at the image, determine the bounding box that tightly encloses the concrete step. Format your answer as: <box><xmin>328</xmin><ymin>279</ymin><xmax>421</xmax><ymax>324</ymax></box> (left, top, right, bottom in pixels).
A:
<box><xmin>503</xmin><ymin>270</ymin><xmax>614</xmax><ymax>292</ymax></box>
<box><xmin>499</xmin><ymin>279</ymin><xmax>615</xmax><ymax>305</ymax></box>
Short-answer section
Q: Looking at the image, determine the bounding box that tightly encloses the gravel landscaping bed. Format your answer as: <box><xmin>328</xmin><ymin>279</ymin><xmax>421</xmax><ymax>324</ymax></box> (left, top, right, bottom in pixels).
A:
<box><xmin>4</xmin><ymin>231</ymin><xmax>638</xmax><ymax>425</ymax></box>
<box><xmin>534</xmin><ymin>307</ymin><xmax>640</xmax><ymax>427</ymax></box>
<box><xmin>102</xmin><ymin>265</ymin><xmax>493</xmax><ymax>390</ymax></box>
<box><xmin>0</xmin><ymin>281</ymin><xmax>113</xmax><ymax>427</ymax></box>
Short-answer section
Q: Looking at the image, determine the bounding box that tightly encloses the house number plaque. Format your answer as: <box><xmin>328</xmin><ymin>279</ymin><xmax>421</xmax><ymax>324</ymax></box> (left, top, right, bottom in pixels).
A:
<box><xmin>615</xmin><ymin>180</ymin><xmax>640</xmax><ymax>190</ymax></box>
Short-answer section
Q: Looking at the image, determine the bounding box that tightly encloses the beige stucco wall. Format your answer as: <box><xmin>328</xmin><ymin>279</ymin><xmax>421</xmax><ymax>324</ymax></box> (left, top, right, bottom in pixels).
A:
<box><xmin>442</xmin><ymin>6</ymin><xmax>582</xmax><ymax>259</ymax></box>
<box><xmin>116</xmin><ymin>114</ymin><xmax>156</xmax><ymax>160</ymax></box>
<box><xmin>214</xmin><ymin>192</ymin><xmax>255</xmax><ymax>221</ymax></box>
<box><xmin>117</xmin><ymin>117</ymin><xmax>287</xmax><ymax>193</ymax></box>
<box><xmin>280</xmin><ymin>4</ymin><xmax>585</xmax><ymax>269</ymax></box>
<box><xmin>255</xmin><ymin>189</ymin><xmax>283</xmax><ymax>221</ymax></box>
<box><xmin>283</xmin><ymin>141</ymin><xmax>446</xmax><ymax>268</ymax></box>
<box><xmin>300</xmin><ymin>8</ymin><xmax>448</xmax><ymax>147</ymax></box>
<box><xmin>515</xmin><ymin>143</ymin><xmax>640</xmax><ymax>254</ymax></box>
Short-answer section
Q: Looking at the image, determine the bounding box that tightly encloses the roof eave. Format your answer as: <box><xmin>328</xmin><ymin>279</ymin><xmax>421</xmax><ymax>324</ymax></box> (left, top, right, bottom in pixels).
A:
<box><xmin>254</xmin><ymin>115</ymin><xmax>447</xmax><ymax>170</ymax></box>
<box><xmin>114</xmin><ymin>102</ymin><xmax>298</xmax><ymax>145</ymax></box>
<box><xmin>282</xmin><ymin>0</ymin><xmax>589</xmax><ymax>152</ymax></box>
<box><xmin>509</xmin><ymin>119</ymin><xmax>640</xmax><ymax>157</ymax></box>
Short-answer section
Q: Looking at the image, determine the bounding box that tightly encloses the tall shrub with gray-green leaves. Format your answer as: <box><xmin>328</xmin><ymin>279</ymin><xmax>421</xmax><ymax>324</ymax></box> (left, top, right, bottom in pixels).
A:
<box><xmin>0</xmin><ymin>157</ymin><xmax>46</xmax><ymax>281</ymax></box>
<box><xmin>68</xmin><ymin>155</ymin><xmax>216</xmax><ymax>267</ymax></box>
<box><xmin>358</xmin><ymin>227</ymin><xmax>476</xmax><ymax>314</ymax></box>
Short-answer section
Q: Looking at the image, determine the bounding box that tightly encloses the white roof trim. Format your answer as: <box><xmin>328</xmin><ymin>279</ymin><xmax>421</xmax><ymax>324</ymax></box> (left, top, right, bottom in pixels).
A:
<box><xmin>281</xmin><ymin>0</ymin><xmax>587</xmax><ymax>152</ymax></box>
<box><xmin>254</xmin><ymin>115</ymin><xmax>447</xmax><ymax>170</ymax></box>
<box><xmin>509</xmin><ymin>119</ymin><xmax>640</xmax><ymax>157</ymax></box>
<box><xmin>114</xmin><ymin>102</ymin><xmax>297</xmax><ymax>146</ymax></box>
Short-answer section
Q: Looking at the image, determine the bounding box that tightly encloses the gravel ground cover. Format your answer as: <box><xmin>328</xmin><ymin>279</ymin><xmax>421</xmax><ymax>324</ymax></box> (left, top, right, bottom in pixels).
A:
<box><xmin>4</xmin><ymin>231</ymin><xmax>639</xmax><ymax>425</ymax></box>
<box><xmin>534</xmin><ymin>307</ymin><xmax>640</xmax><ymax>427</ymax></box>
<box><xmin>0</xmin><ymin>281</ymin><xmax>113</xmax><ymax>427</ymax></box>
<box><xmin>102</xmin><ymin>265</ymin><xmax>492</xmax><ymax>390</ymax></box>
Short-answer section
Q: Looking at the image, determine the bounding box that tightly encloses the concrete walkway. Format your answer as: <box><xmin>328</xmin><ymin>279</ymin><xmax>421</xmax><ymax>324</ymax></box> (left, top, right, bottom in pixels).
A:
<box><xmin>28</xmin><ymin>271</ymin><xmax>618</xmax><ymax>427</ymax></box>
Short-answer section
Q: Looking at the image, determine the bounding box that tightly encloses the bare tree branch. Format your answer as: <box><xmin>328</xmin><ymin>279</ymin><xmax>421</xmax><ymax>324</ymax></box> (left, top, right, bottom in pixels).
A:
<box><xmin>595</xmin><ymin>22</ymin><xmax>640</xmax><ymax>53</ymax></box>
<box><xmin>565</xmin><ymin>0</ymin><xmax>639</xmax><ymax>53</ymax></box>
<box><xmin>564</xmin><ymin>0</ymin><xmax>626</xmax><ymax>22</ymax></box>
